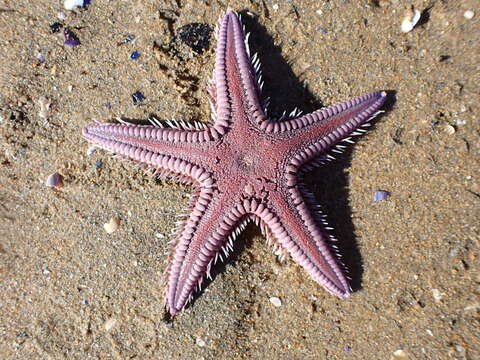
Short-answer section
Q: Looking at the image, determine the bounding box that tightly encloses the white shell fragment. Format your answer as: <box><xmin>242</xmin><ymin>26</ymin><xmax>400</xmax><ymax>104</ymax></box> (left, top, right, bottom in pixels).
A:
<box><xmin>38</xmin><ymin>96</ymin><xmax>53</xmax><ymax>120</ymax></box>
<box><xmin>464</xmin><ymin>10</ymin><xmax>475</xmax><ymax>20</ymax></box>
<box><xmin>401</xmin><ymin>7</ymin><xmax>421</xmax><ymax>33</ymax></box>
<box><xmin>45</xmin><ymin>173</ymin><xmax>64</xmax><ymax>188</ymax></box>
<box><xmin>104</xmin><ymin>317</ymin><xmax>117</xmax><ymax>331</ymax></box>
<box><xmin>443</xmin><ymin>124</ymin><xmax>456</xmax><ymax>135</ymax></box>
<box><xmin>393</xmin><ymin>349</ymin><xmax>408</xmax><ymax>358</ymax></box>
<box><xmin>269</xmin><ymin>296</ymin><xmax>282</xmax><ymax>307</ymax></box>
<box><xmin>104</xmin><ymin>217</ymin><xmax>120</xmax><ymax>234</ymax></box>
<box><xmin>86</xmin><ymin>145</ymin><xmax>97</xmax><ymax>156</ymax></box>
<box><xmin>64</xmin><ymin>0</ymin><xmax>85</xmax><ymax>11</ymax></box>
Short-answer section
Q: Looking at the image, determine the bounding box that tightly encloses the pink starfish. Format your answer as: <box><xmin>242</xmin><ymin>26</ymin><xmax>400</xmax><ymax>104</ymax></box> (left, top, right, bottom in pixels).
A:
<box><xmin>83</xmin><ymin>10</ymin><xmax>387</xmax><ymax>315</ymax></box>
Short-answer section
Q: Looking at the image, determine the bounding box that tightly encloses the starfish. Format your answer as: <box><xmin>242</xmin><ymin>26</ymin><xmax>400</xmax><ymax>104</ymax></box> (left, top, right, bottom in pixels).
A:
<box><xmin>82</xmin><ymin>10</ymin><xmax>387</xmax><ymax>316</ymax></box>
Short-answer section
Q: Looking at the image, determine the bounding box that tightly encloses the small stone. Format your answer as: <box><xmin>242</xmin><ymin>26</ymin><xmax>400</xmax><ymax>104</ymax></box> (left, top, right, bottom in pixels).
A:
<box><xmin>36</xmin><ymin>53</ymin><xmax>46</xmax><ymax>63</ymax></box>
<box><xmin>104</xmin><ymin>217</ymin><xmax>120</xmax><ymax>234</ymax></box>
<box><xmin>124</xmin><ymin>34</ymin><xmax>136</xmax><ymax>43</ymax></box>
<box><xmin>432</xmin><ymin>288</ymin><xmax>444</xmax><ymax>302</ymax></box>
<box><xmin>393</xmin><ymin>349</ymin><xmax>408</xmax><ymax>358</ymax></box>
<box><xmin>49</xmin><ymin>22</ymin><xmax>63</xmax><ymax>33</ymax></box>
<box><xmin>95</xmin><ymin>159</ymin><xmax>103</xmax><ymax>169</ymax></box>
<box><xmin>57</xmin><ymin>12</ymin><xmax>68</xmax><ymax>20</ymax></box>
<box><xmin>269</xmin><ymin>296</ymin><xmax>282</xmax><ymax>307</ymax></box>
<box><xmin>272</xmin><ymin>4</ymin><xmax>279</xmax><ymax>11</ymax></box>
<box><xmin>132</xmin><ymin>91</ymin><xmax>145</xmax><ymax>105</ymax></box>
<box><xmin>130</xmin><ymin>50</ymin><xmax>141</xmax><ymax>59</ymax></box>
<box><xmin>196</xmin><ymin>337</ymin><xmax>206</xmax><ymax>347</ymax></box>
<box><xmin>449</xmin><ymin>247</ymin><xmax>459</xmax><ymax>257</ymax></box>
<box><xmin>64</xmin><ymin>27</ymin><xmax>80</xmax><ymax>46</ymax></box>
<box><xmin>464</xmin><ymin>10</ymin><xmax>474</xmax><ymax>20</ymax></box>
<box><xmin>104</xmin><ymin>317</ymin><xmax>117</xmax><ymax>331</ymax></box>
<box><xmin>45</xmin><ymin>173</ymin><xmax>64</xmax><ymax>188</ymax></box>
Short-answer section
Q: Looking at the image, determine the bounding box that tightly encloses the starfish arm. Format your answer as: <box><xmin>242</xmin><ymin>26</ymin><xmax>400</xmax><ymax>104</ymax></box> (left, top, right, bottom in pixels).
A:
<box><xmin>252</xmin><ymin>191</ymin><xmax>350</xmax><ymax>297</ymax></box>
<box><xmin>82</xmin><ymin>122</ymin><xmax>222</xmax><ymax>170</ymax></box>
<box><xmin>165</xmin><ymin>188</ymin><xmax>250</xmax><ymax>315</ymax></box>
<box><xmin>211</xmin><ymin>11</ymin><xmax>267</xmax><ymax>133</ymax></box>
<box><xmin>264</xmin><ymin>91</ymin><xmax>387</xmax><ymax>154</ymax></box>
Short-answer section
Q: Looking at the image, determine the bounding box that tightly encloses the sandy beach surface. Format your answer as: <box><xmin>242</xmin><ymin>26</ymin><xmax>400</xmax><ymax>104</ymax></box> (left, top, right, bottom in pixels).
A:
<box><xmin>1</xmin><ymin>0</ymin><xmax>478</xmax><ymax>359</ymax></box>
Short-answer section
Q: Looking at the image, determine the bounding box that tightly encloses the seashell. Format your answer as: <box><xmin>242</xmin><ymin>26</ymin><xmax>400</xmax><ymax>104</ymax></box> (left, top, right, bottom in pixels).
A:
<box><xmin>45</xmin><ymin>173</ymin><xmax>64</xmax><ymax>188</ymax></box>
<box><xmin>269</xmin><ymin>296</ymin><xmax>282</xmax><ymax>307</ymax></box>
<box><xmin>443</xmin><ymin>124</ymin><xmax>456</xmax><ymax>135</ymax></box>
<box><xmin>464</xmin><ymin>10</ymin><xmax>474</xmax><ymax>20</ymax></box>
<box><xmin>401</xmin><ymin>7</ymin><xmax>421</xmax><ymax>33</ymax></box>
<box><xmin>104</xmin><ymin>217</ymin><xmax>120</xmax><ymax>234</ymax></box>
<box><xmin>374</xmin><ymin>190</ymin><xmax>390</xmax><ymax>201</ymax></box>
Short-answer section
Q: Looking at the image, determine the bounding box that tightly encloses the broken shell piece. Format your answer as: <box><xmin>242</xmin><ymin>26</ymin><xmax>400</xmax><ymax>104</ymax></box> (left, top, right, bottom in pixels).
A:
<box><xmin>64</xmin><ymin>0</ymin><xmax>86</xmax><ymax>10</ymax></box>
<box><xmin>443</xmin><ymin>124</ymin><xmax>456</xmax><ymax>135</ymax></box>
<box><xmin>269</xmin><ymin>296</ymin><xmax>282</xmax><ymax>307</ymax></box>
<box><xmin>38</xmin><ymin>96</ymin><xmax>52</xmax><ymax>120</ymax></box>
<box><xmin>401</xmin><ymin>7</ymin><xmax>421</xmax><ymax>33</ymax></box>
<box><xmin>46</xmin><ymin>173</ymin><xmax>64</xmax><ymax>188</ymax></box>
<box><xmin>104</xmin><ymin>217</ymin><xmax>120</xmax><ymax>234</ymax></box>
<box><xmin>86</xmin><ymin>145</ymin><xmax>97</xmax><ymax>156</ymax></box>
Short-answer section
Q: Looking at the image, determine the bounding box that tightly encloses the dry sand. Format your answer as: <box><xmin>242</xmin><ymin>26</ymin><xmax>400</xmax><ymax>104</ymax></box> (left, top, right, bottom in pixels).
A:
<box><xmin>1</xmin><ymin>0</ymin><xmax>479</xmax><ymax>359</ymax></box>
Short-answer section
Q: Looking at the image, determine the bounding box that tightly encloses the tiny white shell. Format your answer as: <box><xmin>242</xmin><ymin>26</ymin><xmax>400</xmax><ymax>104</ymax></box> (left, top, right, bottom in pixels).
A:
<box><xmin>401</xmin><ymin>7</ymin><xmax>421</xmax><ymax>33</ymax></box>
<box><xmin>86</xmin><ymin>145</ymin><xmax>97</xmax><ymax>156</ymax></box>
<box><xmin>464</xmin><ymin>10</ymin><xmax>474</xmax><ymax>20</ymax></box>
<box><xmin>64</xmin><ymin>0</ymin><xmax>84</xmax><ymax>11</ymax></box>
<box><xmin>104</xmin><ymin>317</ymin><xmax>117</xmax><ymax>331</ymax></box>
<box><xmin>443</xmin><ymin>124</ymin><xmax>456</xmax><ymax>135</ymax></box>
<box><xmin>104</xmin><ymin>217</ymin><xmax>120</xmax><ymax>234</ymax></box>
<box><xmin>269</xmin><ymin>296</ymin><xmax>282</xmax><ymax>307</ymax></box>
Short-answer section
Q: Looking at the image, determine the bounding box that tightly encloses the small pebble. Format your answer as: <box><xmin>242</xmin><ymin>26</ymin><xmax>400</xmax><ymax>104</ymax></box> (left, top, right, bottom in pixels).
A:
<box><xmin>393</xmin><ymin>349</ymin><xmax>408</xmax><ymax>358</ymax></box>
<box><xmin>196</xmin><ymin>337</ymin><xmax>206</xmax><ymax>347</ymax></box>
<box><xmin>86</xmin><ymin>145</ymin><xmax>97</xmax><ymax>156</ymax></box>
<box><xmin>36</xmin><ymin>53</ymin><xmax>46</xmax><ymax>63</ymax></box>
<box><xmin>132</xmin><ymin>91</ymin><xmax>145</xmax><ymax>105</ymax></box>
<box><xmin>374</xmin><ymin>190</ymin><xmax>390</xmax><ymax>201</ymax></box>
<box><xmin>104</xmin><ymin>217</ymin><xmax>120</xmax><ymax>234</ymax></box>
<box><xmin>432</xmin><ymin>288</ymin><xmax>444</xmax><ymax>302</ymax></box>
<box><xmin>49</xmin><ymin>22</ymin><xmax>63</xmax><ymax>33</ymax></box>
<box><xmin>464</xmin><ymin>10</ymin><xmax>475</xmax><ymax>19</ymax></box>
<box><xmin>57</xmin><ymin>12</ymin><xmax>68</xmax><ymax>20</ymax></box>
<box><xmin>272</xmin><ymin>4</ymin><xmax>279</xmax><ymax>11</ymax></box>
<box><xmin>130</xmin><ymin>50</ymin><xmax>141</xmax><ymax>59</ymax></box>
<box><xmin>401</xmin><ymin>7</ymin><xmax>421</xmax><ymax>33</ymax></box>
<box><xmin>64</xmin><ymin>27</ymin><xmax>80</xmax><ymax>46</ymax></box>
<box><xmin>124</xmin><ymin>34</ymin><xmax>136</xmax><ymax>43</ymax></box>
<box><xmin>269</xmin><ymin>296</ymin><xmax>282</xmax><ymax>307</ymax></box>
<box><xmin>95</xmin><ymin>159</ymin><xmax>103</xmax><ymax>169</ymax></box>
<box><xmin>45</xmin><ymin>173</ymin><xmax>64</xmax><ymax>188</ymax></box>
<box><xmin>344</xmin><ymin>345</ymin><xmax>352</xmax><ymax>352</ymax></box>
<box><xmin>104</xmin><ymin>317</ymin><xmax>117</xmax><ymax>331</ymax></box>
